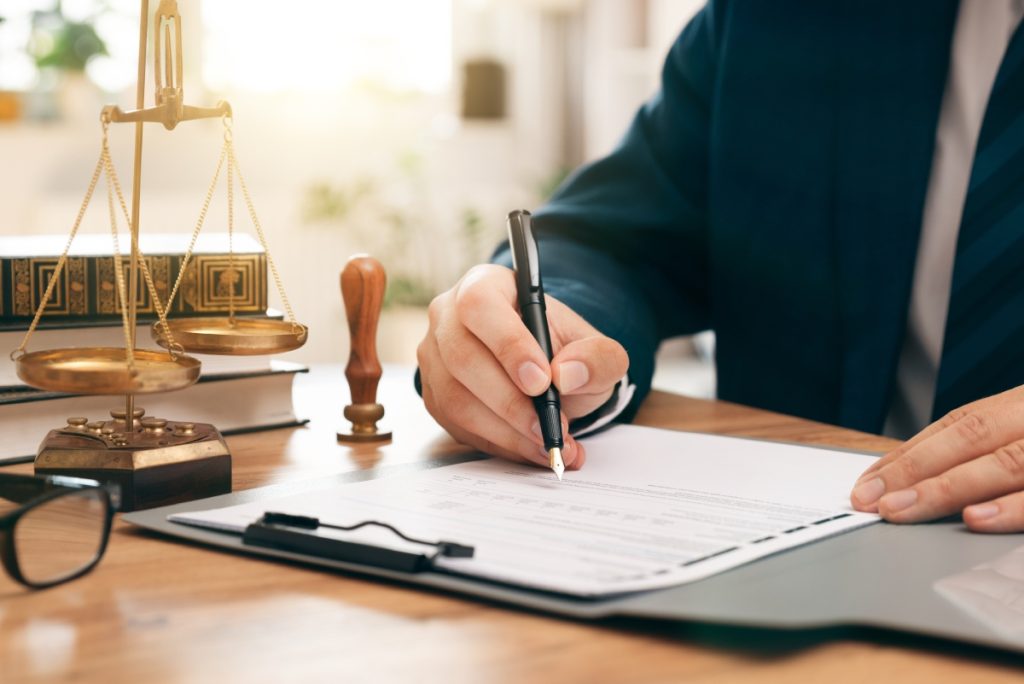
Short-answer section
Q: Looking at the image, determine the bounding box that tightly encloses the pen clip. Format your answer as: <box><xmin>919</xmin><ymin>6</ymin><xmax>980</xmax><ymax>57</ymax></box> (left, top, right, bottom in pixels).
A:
<box><xmin>507</xmin><ymin>210</ymin><xmax>543</xmax><ymax>301</ymax></box>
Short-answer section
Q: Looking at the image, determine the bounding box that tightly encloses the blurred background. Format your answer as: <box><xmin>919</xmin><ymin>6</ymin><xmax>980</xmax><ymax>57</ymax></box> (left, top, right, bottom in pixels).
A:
<box><xmin>0</xmin><ymin>0</ymin><xmax>713</xmax><ymax>397</ymax></box>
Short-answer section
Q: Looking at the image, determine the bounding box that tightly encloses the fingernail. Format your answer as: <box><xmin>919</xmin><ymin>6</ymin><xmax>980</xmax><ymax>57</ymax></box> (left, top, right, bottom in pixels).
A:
<box><xmin>558</xmin><ymin>361</ymin><xmax>589</xmax><ymax>393</ymax></box>
<box><xmin>560</xmin><ymin>438</ymin><xmax>576</xmax><ymax>465</ymax></box>
<box><xmin>518</xmin><ymin>361</ymin><xmax>549</xmax><ymax>395</ymax></box>
<box><xmin>881</xmin><ymin>488</ymin><xmax>918</xmax><ymax>513</ymax></box>
<box><xmin>856</xmin><ymin>467</ymin><xmax>877</xmax><ymax>484</ymax></box>
<box><xmin>853</xmin><ymin>477</ymin><xmax>885</xmax><ymax>506</ymax></box>
<box><xmin>569</xmin><ymin>441</ymin><xmax>586</xmax><ymax>470</ymax></box>
<box><xmin>966</xmin><ymin>503</ymin><xmax>1000</xmax><ymax>521</ymax></box>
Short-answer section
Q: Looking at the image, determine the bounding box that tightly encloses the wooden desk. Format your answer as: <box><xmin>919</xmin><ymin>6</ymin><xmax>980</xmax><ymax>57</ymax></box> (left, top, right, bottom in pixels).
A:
<box><xmin>1</xmin><ymin>366</ymin><xmax>1020</xmax><ymax>683</ymax></box>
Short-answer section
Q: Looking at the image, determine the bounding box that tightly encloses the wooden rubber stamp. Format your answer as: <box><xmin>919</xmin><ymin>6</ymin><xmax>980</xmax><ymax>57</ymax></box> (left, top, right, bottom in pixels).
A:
<box><xmin>337</xmin><ymin>255</ymin><xmax>392</xmax><ymax>443</ymax></box>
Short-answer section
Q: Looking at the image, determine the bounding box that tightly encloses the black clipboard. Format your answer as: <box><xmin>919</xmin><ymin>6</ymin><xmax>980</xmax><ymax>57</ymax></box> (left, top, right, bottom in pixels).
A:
<box><xmin>124</xmin><ymin>453</ymin><xmax>1024</xmax><ymax>655</ymax></box>
<box><xmin>240</xmin><ymin>511</ymin><xmax>474</xmax><ymax>574</ymax></box>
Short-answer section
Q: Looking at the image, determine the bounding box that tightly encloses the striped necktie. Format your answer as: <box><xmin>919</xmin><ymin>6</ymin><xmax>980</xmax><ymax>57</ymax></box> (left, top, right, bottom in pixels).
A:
<box><xmin>932</xmin><ymin>21</ymin><xmax>1024</xmax><ymax>420</ymax></box>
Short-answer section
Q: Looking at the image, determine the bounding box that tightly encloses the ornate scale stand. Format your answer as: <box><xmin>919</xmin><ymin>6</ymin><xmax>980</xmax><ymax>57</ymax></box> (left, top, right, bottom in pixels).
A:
<box><xmin>11</xmin><ymin>0</ymin><xmax>307</xmax><ymax>511</ymax></box>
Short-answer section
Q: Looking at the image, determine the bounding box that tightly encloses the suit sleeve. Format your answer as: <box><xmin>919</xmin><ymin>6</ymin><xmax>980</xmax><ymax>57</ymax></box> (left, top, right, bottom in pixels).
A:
<box><xmin>493</xmin><ymin>2</ymin><xmax>724</xmax><ymax>421</ymax></box>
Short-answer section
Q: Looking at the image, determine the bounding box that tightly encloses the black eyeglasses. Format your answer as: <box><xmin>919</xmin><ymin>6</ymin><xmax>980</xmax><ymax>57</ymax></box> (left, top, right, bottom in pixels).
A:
<box><xmin>0</xmin><ymin>473</ymin><xmax>119</xmax><ymax>589</ymax></box>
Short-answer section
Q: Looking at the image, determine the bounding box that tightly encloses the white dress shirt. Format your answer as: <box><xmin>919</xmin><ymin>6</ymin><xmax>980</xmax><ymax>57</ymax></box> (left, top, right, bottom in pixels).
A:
<box><xmin>884</xmin><ymin>0</ymin><xmax>1024</xmax><ymax>438</ymax></box>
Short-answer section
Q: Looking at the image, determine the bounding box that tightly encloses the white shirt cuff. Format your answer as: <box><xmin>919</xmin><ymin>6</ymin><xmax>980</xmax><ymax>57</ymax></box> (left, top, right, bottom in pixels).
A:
<box><xmin>571</xmin><ymin>373</ymin><xmax>636</xmax><ymax>438</ymax></box>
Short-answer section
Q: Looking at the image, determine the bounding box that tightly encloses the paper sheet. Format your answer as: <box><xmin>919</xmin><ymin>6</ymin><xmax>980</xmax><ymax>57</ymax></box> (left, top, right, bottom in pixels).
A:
<box><xmin>170</xmin><ymin>425</ymin><xmax>880</xmax><ymax>597</ymax></box>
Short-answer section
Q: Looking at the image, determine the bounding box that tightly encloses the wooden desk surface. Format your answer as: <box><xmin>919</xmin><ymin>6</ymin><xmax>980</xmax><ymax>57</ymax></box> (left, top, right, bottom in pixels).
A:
<box><xmin>0</xmin><ymin>365</ymin><xmax>1020</xmax><ymax>683</ymax></box>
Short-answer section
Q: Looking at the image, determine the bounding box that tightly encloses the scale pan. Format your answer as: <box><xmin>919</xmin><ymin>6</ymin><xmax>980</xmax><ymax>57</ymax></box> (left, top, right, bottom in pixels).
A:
<box><xmin>152</xmin><ymin>317</ymin><xmax>308</xmax><ymax>356</ymax></box>
<box><xmin>16</xmin><ymin>347</ymin><xmax>201</xmax><ymax>395</ymax></box>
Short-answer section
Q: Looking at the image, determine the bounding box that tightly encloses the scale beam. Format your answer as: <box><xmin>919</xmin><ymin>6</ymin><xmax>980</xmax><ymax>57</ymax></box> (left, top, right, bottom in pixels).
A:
<box><xmin>101</xmin><ymin>0</ymin><xmax>231</xmax><ymax>131</ymax></box>
<box><xmin>101</xmin><ymin>101</ymin><xmax>232</xmax><ymax>130</ymax></box>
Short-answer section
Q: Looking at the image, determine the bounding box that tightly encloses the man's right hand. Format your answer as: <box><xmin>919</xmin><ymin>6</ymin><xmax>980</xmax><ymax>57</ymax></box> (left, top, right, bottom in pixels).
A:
<box><xmin>417</xmin><ymin>264</ymin><xmax>629</xmax><ymax>470</ymax></box>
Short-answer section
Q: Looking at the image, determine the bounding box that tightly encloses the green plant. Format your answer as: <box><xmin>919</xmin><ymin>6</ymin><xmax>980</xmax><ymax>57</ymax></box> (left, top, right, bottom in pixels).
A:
<box><xmin>303</xmin><ymin>152</ymin><xmax>561</xmax><ymax>308</ymax></box>
<box><xmin>459</xmin><ymin>207</ymin><xmax>488</xmax><ymax>269</ymax></box>
<box><xmin>383</xmin><ymin>274</ymin><xmax>434</xmax><ymax>308</ymax></box>
<box><xmin>302</xmin><ymin>179</ymin><xmax>376</xmax><ymax>225</ymax></box>
<box><xmin>303</xmin><ymin>154</ymin><xmax>502</xmax><ymax>308</ymax></box>
<box><xmin>30</xmin><ymin>2</ymin><xmax>108</xmax><ymax>73</ymax></box>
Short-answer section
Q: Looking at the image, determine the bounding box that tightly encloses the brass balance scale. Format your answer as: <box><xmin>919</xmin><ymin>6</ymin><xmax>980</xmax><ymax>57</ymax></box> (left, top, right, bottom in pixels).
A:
<box><xmin>10</xmin><ymin>0</ymin><xmax>307</xmax><ymax>510</ymax></box>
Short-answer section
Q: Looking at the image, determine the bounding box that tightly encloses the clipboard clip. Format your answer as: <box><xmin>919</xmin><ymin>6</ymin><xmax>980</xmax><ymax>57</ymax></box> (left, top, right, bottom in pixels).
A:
<box><xmin>241</xmin><ymin>511</ymin><xmax>475</xmax><ymax>574</ymax></box>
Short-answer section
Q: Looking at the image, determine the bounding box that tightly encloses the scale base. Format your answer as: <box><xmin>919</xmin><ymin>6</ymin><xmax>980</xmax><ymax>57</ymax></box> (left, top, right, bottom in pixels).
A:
<box><xmin>33</xmin><ymin>410</ymin><xmax>231</xmax><ymax>512</ymax></box>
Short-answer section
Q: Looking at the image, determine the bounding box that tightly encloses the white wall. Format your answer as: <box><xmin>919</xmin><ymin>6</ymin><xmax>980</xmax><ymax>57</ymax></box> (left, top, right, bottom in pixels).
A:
<box><xmin>0</xmin><ymin>0</ymin><xmax>706</xmax><ymax>370</ymax></box>
<box><xmin>0</xmin><ymin>1</ymin><xmax>575</xmax><ymax>366</ymax></box>
<box><xmin>580</xmin><ymin>0</ymin><xmax>705</xmax><ymax>160</ymax></box>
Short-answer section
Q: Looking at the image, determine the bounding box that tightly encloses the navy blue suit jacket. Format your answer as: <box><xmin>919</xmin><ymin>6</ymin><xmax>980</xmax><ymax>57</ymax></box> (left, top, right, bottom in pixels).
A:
<box><xmin>495</xmin><ymin>0</ymin><xmax>963</xmax><ymax>434</ymax></box>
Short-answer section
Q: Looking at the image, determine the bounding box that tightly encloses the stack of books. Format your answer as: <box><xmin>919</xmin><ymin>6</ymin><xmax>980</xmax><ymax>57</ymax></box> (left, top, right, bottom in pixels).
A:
<box><xmin>0</xmin><ymin>233</ymin><xmax>307</xmax><ymax>464</ymax></box>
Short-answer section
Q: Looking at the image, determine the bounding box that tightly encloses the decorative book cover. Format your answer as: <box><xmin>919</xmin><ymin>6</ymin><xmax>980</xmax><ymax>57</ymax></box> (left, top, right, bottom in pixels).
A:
<box><xmin>0</xmin><ymin>233</ymin><xmax>267</xmax><ymax>323</ymax></box>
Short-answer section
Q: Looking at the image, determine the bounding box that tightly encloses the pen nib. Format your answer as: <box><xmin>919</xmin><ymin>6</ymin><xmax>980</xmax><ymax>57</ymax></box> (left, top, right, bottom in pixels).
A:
<box><xmin>548</xmin><ymin>447</ymin><xmax>565</xmax><ymax>481</ymax></box>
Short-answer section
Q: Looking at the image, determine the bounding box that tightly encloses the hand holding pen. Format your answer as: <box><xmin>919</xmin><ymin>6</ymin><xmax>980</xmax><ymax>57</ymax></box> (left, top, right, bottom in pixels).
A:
<box><xmin>416</xmin><ymin>216</ymin><xmax>628</xmax><ymax>472</ymax></box>
<box><xmin>507</xmin><ymin>210</ymin><xmax>566</xmax><ymax>478</ymax></box>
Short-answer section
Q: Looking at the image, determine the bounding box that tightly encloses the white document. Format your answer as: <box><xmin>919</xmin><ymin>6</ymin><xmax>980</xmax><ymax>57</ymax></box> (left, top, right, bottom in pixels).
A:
<box><xmin>171</xmin><ymin>425</ymin><xmax>881</xmax><ymax>597</ymax></box>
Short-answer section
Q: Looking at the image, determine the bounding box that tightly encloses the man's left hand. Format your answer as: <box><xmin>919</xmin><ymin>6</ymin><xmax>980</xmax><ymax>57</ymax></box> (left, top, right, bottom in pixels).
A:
<box><xmin>851</xmin><ymin>387</ymin><xmax>1024</xmax><ymax>532</ymax></box>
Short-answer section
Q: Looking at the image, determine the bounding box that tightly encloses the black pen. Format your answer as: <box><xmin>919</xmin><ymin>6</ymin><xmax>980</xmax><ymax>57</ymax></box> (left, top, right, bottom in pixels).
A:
<box><xmin>507</xmin><ymin>210</ymin><xmax>565</xmax><ymax>481</ymax></box>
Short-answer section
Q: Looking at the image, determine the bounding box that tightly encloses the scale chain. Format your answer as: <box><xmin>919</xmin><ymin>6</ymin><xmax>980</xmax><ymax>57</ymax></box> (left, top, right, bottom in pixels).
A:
<box><xmin>163</xmin><ymin>139</ymin><xmax>229</xmax><ymax>320</ymax></box>
<box><xmin>13</xmin><ymin>112</ymin><xmax>304</xmax><ymax>366</ymax></box>
<box><xmin>226</xmin><ymin>118</ymin><xmax>236</xmax><ymax>325</ymax></box>
<box><xmin>161</xmin><ymin>114</ymin><xmax>304</xmax><ymax>342</ymax></box>
<box><xmin>227</xmin><ymin>141</ymin><xmax>301</xmax><ymax>331</ymax></box>
<box><xmin>12</xmin><ymin>119</ymin><xmax>187</xmax><ymax>371</ymax></box>
<box><xmin>10</xmin><ymin>152</ymin><xmax>106</xmax><ymax>361</ymax></box>
<box><xmin>103</xmin><ymin>139</ymin><xmax>183</xmax><ymax>359</ymax></box>
<box><xmin>102</xmin><ymin>137</ymin><xmax>137</xmax><ymax>372</ymax></box>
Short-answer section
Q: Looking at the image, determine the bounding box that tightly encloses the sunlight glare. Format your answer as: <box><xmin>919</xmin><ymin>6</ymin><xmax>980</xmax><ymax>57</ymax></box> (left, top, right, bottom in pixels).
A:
<box><xmin>200</xmin><ymin>0</ymin><xmax>452</xmax><ymax>94</ymax></box>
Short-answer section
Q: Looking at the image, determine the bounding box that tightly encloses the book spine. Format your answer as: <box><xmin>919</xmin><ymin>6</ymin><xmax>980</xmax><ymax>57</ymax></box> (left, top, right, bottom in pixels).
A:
<box><xmin>0</xmin><ymin>252</ymin><xmax>267</xmax><ymax>323</ymax></box>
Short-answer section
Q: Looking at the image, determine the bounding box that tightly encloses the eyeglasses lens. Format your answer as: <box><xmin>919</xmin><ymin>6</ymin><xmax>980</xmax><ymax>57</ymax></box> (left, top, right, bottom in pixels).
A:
<box><xmin>13</xmin><ymin>489</ymin><xmax>108</xmax><ymax>585</ymax></box>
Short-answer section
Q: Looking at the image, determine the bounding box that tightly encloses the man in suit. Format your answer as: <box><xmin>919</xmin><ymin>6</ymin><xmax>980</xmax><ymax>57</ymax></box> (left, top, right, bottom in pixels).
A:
<box><xmin>417</xmin><ymin>0</ymin><xmax>1024</xmax><ymax>532</ymax></box>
